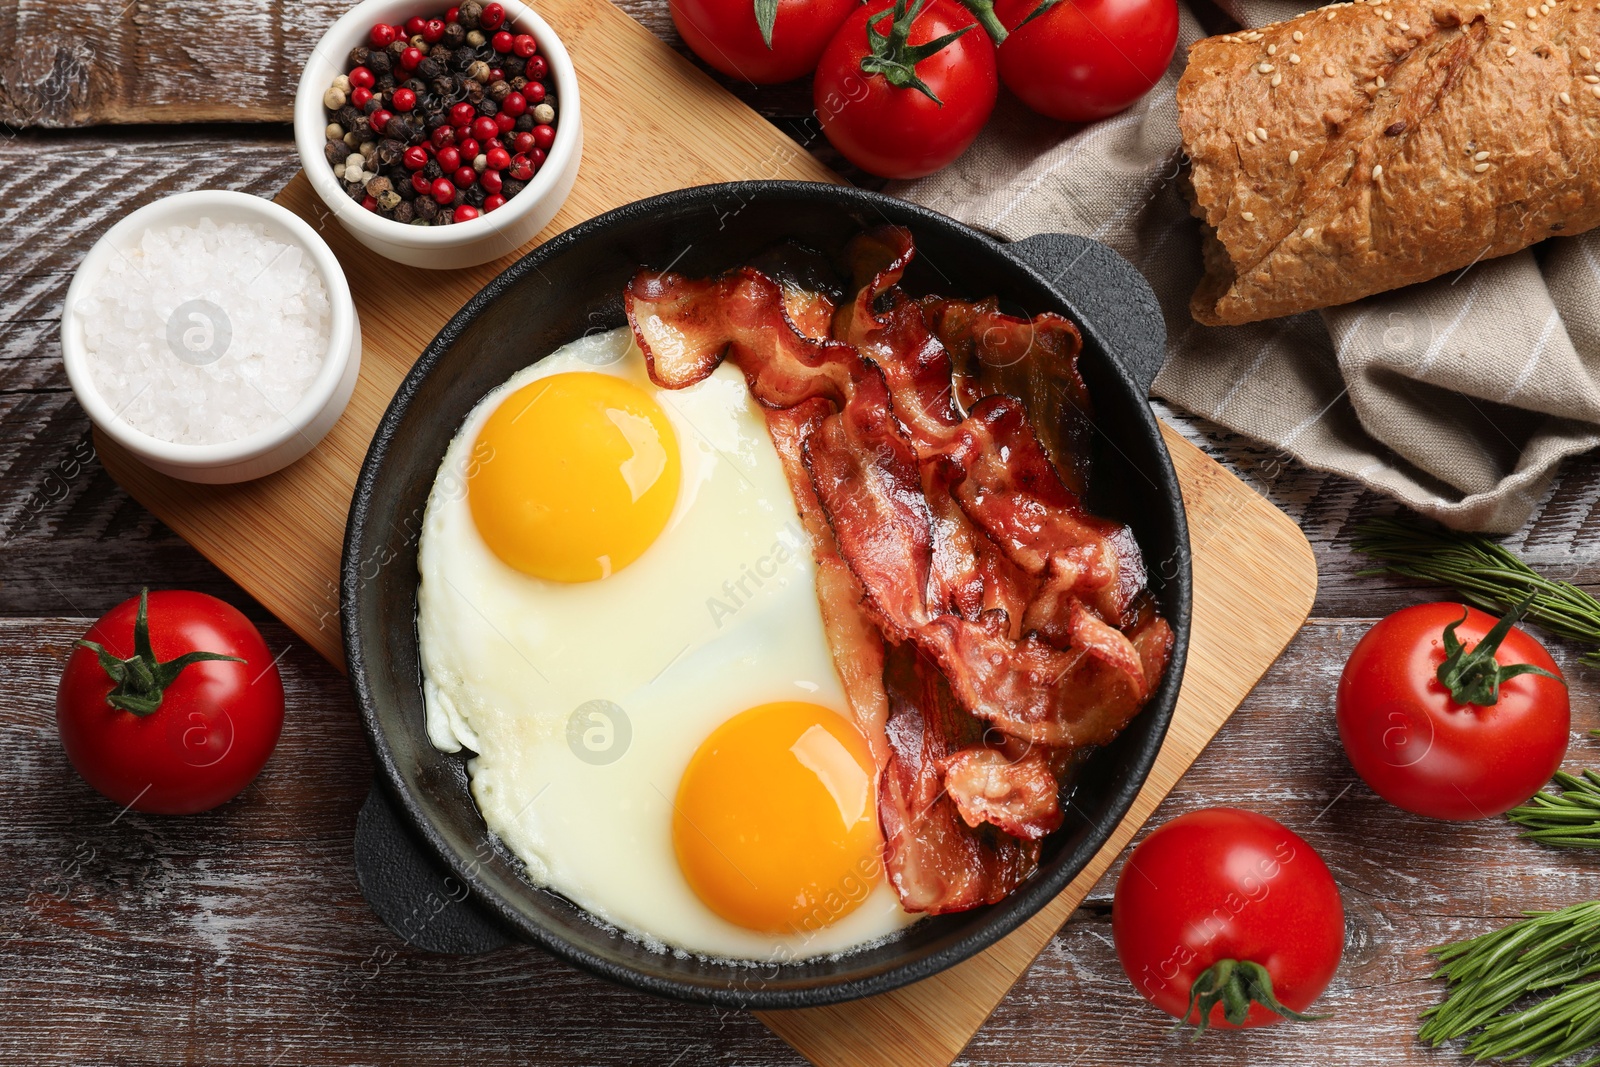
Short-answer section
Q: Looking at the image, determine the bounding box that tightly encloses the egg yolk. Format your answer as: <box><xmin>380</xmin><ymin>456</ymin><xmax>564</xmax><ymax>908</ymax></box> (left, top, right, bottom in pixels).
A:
<box><xmin>467</xmin><ymin>372</ymin><xmax>681</xmax><ymax>582</ymax></box>
<box><xmin>673</xmin><ymin>701</ymin><xmax>882</xmax><ymax>934</ymax></box>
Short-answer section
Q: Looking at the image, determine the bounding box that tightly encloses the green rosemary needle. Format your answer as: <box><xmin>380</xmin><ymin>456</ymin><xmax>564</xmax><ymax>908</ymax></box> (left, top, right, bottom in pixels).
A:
<box><xmin>1509</xmin><ymin>771</ymin><xmax>1600</xmax><ymax>849</ymax></box>
<box><xmin>1351</xmin><ymin>518</ymin><xmax>1600</xmax><ymax>666</ymax></box>
<box><xmin>1420</xmin><ymin>902</ymin><xmax>1600</xmax><ymax>1067</ymax></box>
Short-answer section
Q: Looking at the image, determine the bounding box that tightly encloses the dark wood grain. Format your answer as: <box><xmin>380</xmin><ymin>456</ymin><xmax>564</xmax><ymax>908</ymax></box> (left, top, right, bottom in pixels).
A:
<box><xmin>4</xmin><ymin>615</ymin><xmax>1596</xmax><ymax>1066</ymax></box>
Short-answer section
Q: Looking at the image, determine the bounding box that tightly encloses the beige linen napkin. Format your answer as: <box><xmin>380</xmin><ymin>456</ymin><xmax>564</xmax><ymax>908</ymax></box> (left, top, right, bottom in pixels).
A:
<box><xmin>894</xmin><ymin>2</ymin><xmax>1600</xmax><ymax>533</ymax></box>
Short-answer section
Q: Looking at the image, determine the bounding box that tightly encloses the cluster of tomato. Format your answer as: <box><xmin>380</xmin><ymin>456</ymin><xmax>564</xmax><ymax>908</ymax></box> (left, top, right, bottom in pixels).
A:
<box><xmin>669</xmin><ymin>0</ymin><xmax>1179</xmax><ymax>179</ymax></box>
<box><xmin>1112</xmin><ymin>601</ymin><xmax>1572</xmax><ymax>1035</ymax></box>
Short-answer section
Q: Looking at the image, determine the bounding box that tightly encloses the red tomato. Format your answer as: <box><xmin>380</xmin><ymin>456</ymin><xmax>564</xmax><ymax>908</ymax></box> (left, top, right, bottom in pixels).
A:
<box><xmin>1113</xmin><ymin>808</ymin><xmax>1344</xmax><ymax>1033</ymax></box>
<box><xmin>1336</xmin><ymin>602</ymin><xmax>1569</xmax><ymax>821</ymax></box>
<box><xmin>994</xmin><ymin>0</ymin><xmax>1178</xmax><ymax>122</ymax></box>
<box><xmin>814</xmin><ymin>0</ymin><xmax>997</xmax><ymax>179</ymax></box>
<box><xmin>670</xmin><ymin>0</ymin><xmax>861</xmax><ymax>84</ymax></box>
<box><xmin>56</xmin><ymin>590</ymin><xmax>285</xmax><ymax>815</ymax></box>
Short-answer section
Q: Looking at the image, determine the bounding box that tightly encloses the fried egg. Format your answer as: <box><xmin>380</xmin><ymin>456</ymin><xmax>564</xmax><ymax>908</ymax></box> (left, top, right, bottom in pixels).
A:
<box><xmin>417</xmin><ymin>326</ymin><xmax>917</xmax><ymax>960</ymax></box>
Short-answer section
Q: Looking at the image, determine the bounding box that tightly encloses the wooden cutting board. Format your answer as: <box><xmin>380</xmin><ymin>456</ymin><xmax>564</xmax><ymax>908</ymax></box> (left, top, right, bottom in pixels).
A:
<box><xmin>92</xmin><ymin>0</ymin><xmax>1317</xmax><ymax>1061</ymax></box>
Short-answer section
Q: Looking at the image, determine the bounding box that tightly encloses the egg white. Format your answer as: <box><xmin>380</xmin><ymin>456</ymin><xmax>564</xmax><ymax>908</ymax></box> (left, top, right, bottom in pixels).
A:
<box><xmin>417</xmin><ymin>326</ymin><xmax>917</xmax><ymax>961</ymax></box>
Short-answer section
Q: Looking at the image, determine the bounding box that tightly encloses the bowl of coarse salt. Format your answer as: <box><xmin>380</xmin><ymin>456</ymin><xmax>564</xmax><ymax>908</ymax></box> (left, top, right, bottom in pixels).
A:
<box><xmin>61</xmin><ymin>189</ymin><xmax>361</xmax><ymax>484</ymax></box>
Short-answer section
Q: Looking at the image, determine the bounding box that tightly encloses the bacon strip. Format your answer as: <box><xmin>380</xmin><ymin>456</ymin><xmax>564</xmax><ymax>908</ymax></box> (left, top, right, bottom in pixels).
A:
<box><xmin>624</xmin><ymin>233</ymin><xmax>1172</xmax><ymax>913</ymax></box>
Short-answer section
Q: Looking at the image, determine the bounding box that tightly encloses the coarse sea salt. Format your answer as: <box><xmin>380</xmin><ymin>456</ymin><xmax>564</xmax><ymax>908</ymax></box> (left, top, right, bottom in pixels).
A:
<box><xmin>77</xmin><ymin>216</ymin><xmax>331</xmax><ymax>446</ymax></box>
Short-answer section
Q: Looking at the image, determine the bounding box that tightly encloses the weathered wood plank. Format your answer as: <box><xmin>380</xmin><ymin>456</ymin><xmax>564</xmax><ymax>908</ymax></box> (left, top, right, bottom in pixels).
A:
<box><xmin>4</xmin><ymin>616</ymin><xmax>1596</xmax><ymax>1065</ymax></box>
<box><xmin>0</xmin><ymin>0</ymin><xmax>814</xmax><ymax>128</ymax></box>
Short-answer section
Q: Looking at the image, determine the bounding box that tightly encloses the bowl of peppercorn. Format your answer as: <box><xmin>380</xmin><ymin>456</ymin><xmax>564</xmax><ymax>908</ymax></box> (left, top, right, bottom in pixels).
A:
<box><xmin>295</xmin><ymin>0</ymin><xmax>581</xmax><ymax>270</ymax></box>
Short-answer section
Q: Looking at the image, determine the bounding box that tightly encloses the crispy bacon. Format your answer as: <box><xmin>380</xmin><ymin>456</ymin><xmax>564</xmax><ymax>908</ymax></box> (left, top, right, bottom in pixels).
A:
<box><xmin>880</xmin><ymin>641</ymin><xmax>1040</xmax><ymax>911</ymax></box>
<box><xmin>623</xmin><ymin>229</ymin><xmax>1172</xmax><ymax>914</ymax></box>
<box><xmin>941</xmin><ymin>745</ymin><xmax>1064</xmax><ymax>841</ymax></box>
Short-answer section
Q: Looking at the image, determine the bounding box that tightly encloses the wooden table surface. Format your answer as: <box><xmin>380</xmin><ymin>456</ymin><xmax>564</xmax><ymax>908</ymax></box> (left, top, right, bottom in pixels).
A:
<box><xmin>5</xmin><ymin>3</ymin><xmax>1600</xmax><ymax>1064</ymax></box>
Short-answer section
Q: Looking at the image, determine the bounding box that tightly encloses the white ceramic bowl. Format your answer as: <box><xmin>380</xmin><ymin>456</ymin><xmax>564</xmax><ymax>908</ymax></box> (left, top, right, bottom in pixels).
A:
<box><xmin>60</xmin><ymin>189</ymin><xmax>362</xmax><ymax>484</ymax></box>
<box><xmin>294</xmin><ymin>0</ymin><xmax>582</xmax><ymax>269</ymax></box>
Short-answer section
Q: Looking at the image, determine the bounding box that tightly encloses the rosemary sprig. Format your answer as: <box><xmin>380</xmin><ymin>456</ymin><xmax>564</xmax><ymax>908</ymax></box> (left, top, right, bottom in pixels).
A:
<box><xmin>1351</xmin><ymin>518</ymin><xmax>1600</xmax><ymax>666</ymax></box>
<box><xmin>1420</xmin><ymin>902</ymin><xmax>1600</xmax><ymax>1067</ymax></box>
<box><xmin>1509</xmin><ymin>771</ymin><xmax>1600</xmax><ymax>850</ymax></box>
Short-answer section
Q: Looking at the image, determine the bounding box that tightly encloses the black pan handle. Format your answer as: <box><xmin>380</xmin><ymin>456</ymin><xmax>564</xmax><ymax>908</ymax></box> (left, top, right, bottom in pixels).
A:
<box><xmin>354</xmin><ymin>779</ymin><xmax>512</xmax><ymax>954</ymax></box>
<box><xmin>1003</xmin><ymin>233</ymin><xmax>1166</xmax><ymax>397</ymax></box>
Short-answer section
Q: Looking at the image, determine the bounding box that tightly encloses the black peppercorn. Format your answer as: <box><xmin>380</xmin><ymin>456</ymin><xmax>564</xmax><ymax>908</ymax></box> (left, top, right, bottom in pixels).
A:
<box><xmin>501</xmin><ymin>177</ymin><xmax>526</xmax><ymax>198</ymax></box>
<box><xmin>375</xmin><ymin>73</ymin><xmax>396</xmax><ymax>93</ymax></box>
<box><xmin>513</xmin><ymin>113</ymin><xmax>533</xmax><ymax>132</ymax></box>
<box><xmin>442</xmin><ymin>21</ymin><xmax>465</xmax><ymax>47</ymax></box>
<box><xmin>416</xmin><ymin>196</ymin><xmax>439</xmax><ymax>220</ymax></box>
<box><xmin>459</xmin><ymin>0</ymin><xmax>484</xmax><ymax>27</ymax></box>
<box><xmin>476</xmin><ymin>98</ymin><xmax>497</xmax><ymax>118</ymax></box>
<box><xmin>397</xmin><ymin>176</ymin><xmax>417</xmax><ymax>200</ymax></box>
<box><xmin>386</xmin><ymin>117</ymin><xmax>417</xmax><ymax>143</ymax></box>
<box><xmin>394</xmin><ymin>200</ymin><xmax>416</xmax><ymax>224</ymax></box>
<box><xmin>376</xmin><ymin>139</ymin><xmax>405</xmax><ymax>165</ymax></box>
<box><xmin>488</xmin><ymin>79</ymin><xmax>511</xmax><ymax>103</ymax></box>
<box><xmin>464</xmin><ymin>184</ymin><xmax>487</xmax><ymax>208</ymax></box>
<box><xmin>346</xmin><ymin>181</ymin><xmax>365</xmax><ymax>201</ymax></box>
<box><xmin>404</xmin><ymin>77</ymin><xmax>427</xmax><ymax>94</ymax></box>
<box><xmin>503</xmin><ymin>55</ymin><xmax>525</xmax><ymax>78</ymax></box>
<box><xmin>508</xmin><ymin>75</ymin><xmax>527</xmax><ymax>91</ymax></box>
<box><xmin>324</xmin><ymin>140</ymin><xmax>345</xmax><ymax>165</ymax></box>
<box><xmin>436</xmin><ymin>211</ymin><xmax>455</xmax><ymax>226</ymax></box>
<box><xmin>464</xmin><ymin>80</ymin><xmax>485</xmax><ymax>104</ymax></box>
<box><xmin>362</xmin><ymin>96</ymin><xmax>382</xmax><ymax>115</ymax></box>
<box><xmin>348</xmin><ymin>45</ymin><xmax>371</xmax><ymax>68</ymax></box>
<box><xmin>452</xmin><ymin>186</ymin><xmax>467</xmax><ymax>206</ymax></box>
<box><xmin>387</xmin><ymin>40</ymin><xmax>407</xmax><ymax>58</ymax></box>
<box><xmin>418</xmin><ymin>56</ymin><xmax>444</xmax><ymax>80</ymax></box>
<box><xmin>337</xmin><ymin>104</ymin><xmax>361</xmax><ymax>129</ymax></box>
<box><xmin>423</xmin><ymin>159</ymin><xmax>444</xmax><ymax>180</ymax></box>
<box><xmin>424</xmin><ymin>108</ymin><xmax>449</xmax><ymax>130</ymax></box>
<box><xmin>368</xmin><ymin>50</ymin><xmax>393</xmax><ymax>74</ymax></box>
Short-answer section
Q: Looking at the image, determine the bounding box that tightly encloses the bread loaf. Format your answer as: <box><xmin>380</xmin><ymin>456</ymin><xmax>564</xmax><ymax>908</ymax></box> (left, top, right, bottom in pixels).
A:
<box><xmin>1178</xmin><ymin>0</ymin><xmax>1600</xmax><ymax>326</ymax></box>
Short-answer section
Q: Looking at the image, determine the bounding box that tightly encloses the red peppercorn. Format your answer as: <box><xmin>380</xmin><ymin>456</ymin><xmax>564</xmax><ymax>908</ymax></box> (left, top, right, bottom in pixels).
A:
<box><xmin>508</xmin><ymin>154</ymin><xmax>534</xmax><ymax>181</ymax></box>
<box><xmin>350</xmin><ymin>86</ymin><xmax>373</xmax><ymax>108</ymax></box>
<box><xmin>437</xmin><ymin>146</ymin><xmax>462</xmax><ymax>172</ymax></box>
<box><xmin>405</xmin><ymin>15</ymin><xmax>427</xmax><ymax>36</ymax></box>
<box><xmin>525</xmin><ymin>55</ymin><xmax>547</xmax><ymax>80</ymax></box>
<box><xmin>403</xmin><ymin>145</ymin><xmax>430</xmax><ymax>170</ymax></box>
<box><xmin>480</xmin><ymin>3</ymin><xmax>506</xmax><ymax>29</ymax></box>
<box><xmin>446</xmin><ymin>5</ymin><xmax>460</xmax><ymax>21</ymax></box>
<box><xmin>532</xmin><ymin>124</ymin><xmax>556</xmax><ymax>150</ymax></box>
<box><xmin>488</xmin><ymin>67</ymin><xmax>505</xmax><ymax>82</ymax></box>
<box><xmin>412</xmin><ymin>170</ymin><xmax>435</xmax><ymax>195</ymax></box>
<box><xmin>430</xmin><ymin>124</ymin><xmax>457</xmax><ymax>149</ymax></box>
<box><xmin>368</xmin><ymin>23</ymin><xmax>397</xmax><ymax>47</ymax></box>
<box><xmin>531</xmin><ymin>146</ymin><xmax>547</xmax><ymax>166</ymax></box>
<box><xmin>453</xmin><ymin>165</ymin><xmax>478</xmax><ymax>187</ymax></box>
<box><xmin>524</xmin><ymin>81</ymin><xmax>546</xmax><ymax>104</ymax></box>
<box><xmin>431</xmin><ymin>178</ymin><xmax>456</xmax><ymax>204</ymax></box>
<box><xmin>423</xmin><ymin>17</ymin><xmax>446</xmax><ymax>42</ymax></box>
<box><xmin>484</xmin><ymin>194</ymin><xmax>507</xmax><ymax>212</ymax></box>
<box><xmin>455</xmin><ymin>204</ymin><xmax>482</xmax><ymax>223</ymax></box>
<box><xmin>392</xmin><ymin>88</ymin><xmax>417</xmax><ymax>112</ymax></box>
<box><xmin>512</xmin><ymin>34</ymin><xmax>538</xmax><ymax>57</ymax></box>
<box><xmin>400</xmin><ymin>47</ymin><xmax>423</xmax><ymax>70</ymax></box>
<box><xmin>450</xmin><ymin>102</ymin><xmax>476</xmax><ymax>126</ymax></box>
<box><xmin>491</xmin><ymin>30</ymin><xmax>514</xmax><ymax>53</ymax></box>
<box><xmin>510</xmin><ymin>131</ymin><xmax>534</xmax><ymax>154</ymax></box>
<box><xmin>495</xmin><ymin>112</ymin><xmax>515</xmax><ymax>133</ymax></box>
<box><xmin>481</xmin><ymin>168</ymin><xmax>504</xmax><ymax>194</ymax></box>
<box><xmin>349</xmin><ymin>66</ymin><xmax>375</xmax><ymax>89</ymax></box>
<box><xmin>501</xmin><ymin>91</ymin><xmax>527</xmax><ymax>118</ymax></box>
<box><xmin>457</xmin><ymin>137</ymin><xmax>480</xmax><ymax>161</ymax></box>
<box><xmin>362</xmin><ymin>194</ymin><xmax>379</xmax><ymax>211</ymax></box>
<box><xmin>472</xmin><ymin>116</ymin><xmax>499</xmax><ymax>142</ymax></box>
<box><xmin>486</xmin><ymin>145</ymin><xmax>511</xmax><ymax>170</ymax></box>
<box><xmin>369</xmin><ymin>108</ymin><xmax>391</xmax><ymax>131</ymax></box>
